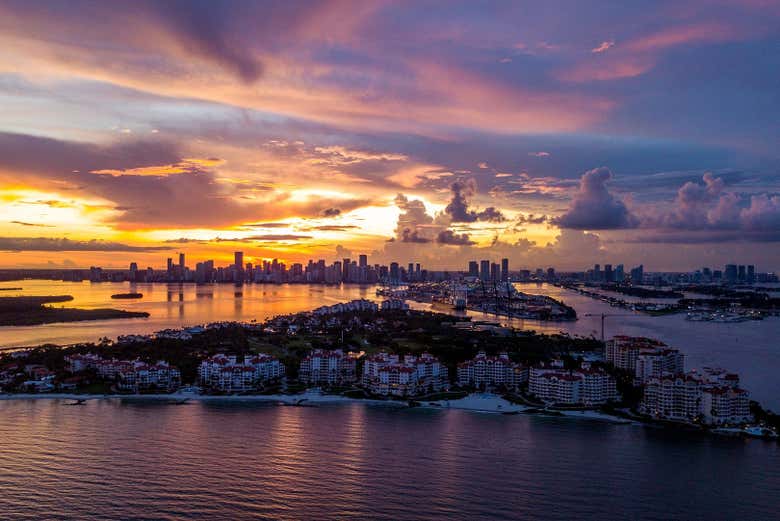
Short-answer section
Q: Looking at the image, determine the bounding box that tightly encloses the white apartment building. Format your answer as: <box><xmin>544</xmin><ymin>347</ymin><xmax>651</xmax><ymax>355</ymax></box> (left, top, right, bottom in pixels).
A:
<box><xmin>362</xmin><ymin>352</ymin><xmax>448</xmax><ymax>397</ymax></box>
<box><xmin>640</xmin><ymin>370</ymin><xmax>752</xmax><ymax>425</ymax></box>
<box><xmin>529</xmin><ymin>361</ymin><xmax>617</xmax><ymax>406</ymax></box>
<box><xmin>457</xmin><ymin>351</ymin><xmax>527</xmax><ymax>390</ymax></box>
<box><xmin>635</xmin><ymin>348</ymin><xmax>685</xmax><ymax>384</ymax></box>
<box><xmin>299</xmin><ymin>349</ymin><xmax>358</xmax><ymax>385</ymax></box>
<box><xmin>199</xmin><ymin>353</ymin><xmax>285</xmax><ymax>393</ymax></box>
<box><xmin>118</xmin><ymin>361</ymin><xmax>181</xmax><ymax>393</ymax></box>
<box><xmin>605</xmin><ymin>336</ymin><xmax>670</xmax><ymax>372</ymax></box>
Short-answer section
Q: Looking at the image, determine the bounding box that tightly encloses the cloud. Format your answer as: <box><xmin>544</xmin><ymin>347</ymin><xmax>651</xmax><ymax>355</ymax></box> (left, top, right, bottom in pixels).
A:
<box><xmin>436</xmin><ymin>230</ymin><xmax>475</xmax><ymax>245</ymax></box>
<box><xmin>528</xmin><ymin>151</ymin><xmax>550</xmax><ymax>158</ymax></box>
<box><xmin>299</xmin><ymin>224</ymin><xmax>359</xmax><ymax>232</ymax></box>
<box><xmin>394</xmin><ymin>193</ymin><xmax>435</xmax><ymax>241</ymax></box>
<box><xmin>243</xmin><ymin>222</ymin><xmax>292</xmax><ymax>228</ymax></box>
<box><xmin>0</xmin><ymin>132</ymin><xmax>375</xmax><ymax>229</ymax></box>
<box><xmin>0</xmin><ymin>237</ymin><xmax>170</xmax><ymax>252</ymax></box>
<box><xmin>591</xmin><ymin>40</ymin><xmax>615</xmax><ymax>53</ymax></box>
<box><xmin>553</xmin><ymin>167</ymin><xmax>639</xmax><ymax>229</ymax></box>
<box><xmin>639</xmin><ymin>173</ymin><xmax>780</xmax><ymax>241</ymax></box>
<box><xmin>516</xmin><ymin>214</ymin><xmax>548</xmax><ymax>225</ymax></box>
<box><xmin>444</xmin><ymin>179</ymin><xmax>506</xmax><ymax>223</ymax></box>
<box><xmin>401</xmin><ymin>228</ymin><xmax>431</xmax><ymax>243</ymax></box>
<box><xmin>10</xmin><ymin>221</ymin><xmax>53</xmax><ymax>227</ymax></box>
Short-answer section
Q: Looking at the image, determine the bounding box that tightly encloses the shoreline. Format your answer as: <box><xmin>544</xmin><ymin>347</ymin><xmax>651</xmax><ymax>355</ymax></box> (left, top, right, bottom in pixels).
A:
<box><xmin>0</xmin><ymin>390</ymin><xmax>633</xmax><ymax>423</ymax></box>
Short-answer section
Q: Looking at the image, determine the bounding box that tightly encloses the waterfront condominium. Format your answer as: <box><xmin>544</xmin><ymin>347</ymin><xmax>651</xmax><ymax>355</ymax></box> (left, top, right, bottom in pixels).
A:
<box><xmin>457</xmin><ymin>351</ymin><xmax>528</xmax><ymax>390</ymax></box>
<box><xmin>640</xmin><ymin>367</ymin><xmax>752</xmax><ymax>425</ymax></box>
<box><xmin>299</xmin><ymin>349</ymin><xmax>358</xmax><ymax>386</ymax></box>
<box><xmin>117</xmin><ymin>360</ymin><xmax>181</xmax><ymax>393</ymax></box>
<box><xmin>605</xmin><ymin>336</ymin><xmax>684</xmax><ymax>383</ymax></box>
<box><xmin>362</xmin><ymin>352</ymin><xmax>448</xmax><ymax>397</ymax></box>
<box><xmin>528</xmin><ymin>360</ymin><xmax>617</xmax><ymax>406</ymax></box>
<box><xmin>198</xmin><ymin>354</ymin><xmax>285</xmax><ymax>393</ymax></box>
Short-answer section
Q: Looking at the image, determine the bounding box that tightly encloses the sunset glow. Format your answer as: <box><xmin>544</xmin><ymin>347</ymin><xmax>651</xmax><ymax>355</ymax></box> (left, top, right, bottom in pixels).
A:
<box><xmin>0</xmin><ymin>1</ymin><xmax>778</xmax><ymax>270</ymax></box>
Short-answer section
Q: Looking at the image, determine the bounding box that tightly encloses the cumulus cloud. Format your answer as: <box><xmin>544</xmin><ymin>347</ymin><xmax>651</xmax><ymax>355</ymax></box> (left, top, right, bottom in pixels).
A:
<box><xmin>394</xmin><ymin>193</ymin><xmax>435</xmax><ymax>241</ymax></box>
<box><xmin>553</xmin><ymin>167</ymin><xmax>639</xmax><ymax>229</ymax></box>
<box><xmin>444</xmin><ymin>179</ymin><xmax>506</xmax><ymax>223</ymax></box>
<box><xmin>640</xmin><ymin>173</ymin><xmax>780</xmax><ymax>241</ymax></box>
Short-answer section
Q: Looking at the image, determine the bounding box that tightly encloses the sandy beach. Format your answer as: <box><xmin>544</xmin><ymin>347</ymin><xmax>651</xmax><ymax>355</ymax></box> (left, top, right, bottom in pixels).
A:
<box><xmin>0</xmin><ymin>390</ymin><xmax>632</xmax><ymax>423</ymax></box>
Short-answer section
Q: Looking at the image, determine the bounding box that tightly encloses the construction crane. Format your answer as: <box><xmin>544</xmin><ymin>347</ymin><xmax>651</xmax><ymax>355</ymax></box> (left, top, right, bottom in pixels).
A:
<box><xmin>583</xmin><ymin>312</ymin><xmax>637</xmax><ymax>342</ymax></box>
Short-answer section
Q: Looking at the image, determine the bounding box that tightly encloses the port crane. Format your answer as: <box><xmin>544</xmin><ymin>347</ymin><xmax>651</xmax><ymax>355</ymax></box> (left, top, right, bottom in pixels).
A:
<box><xmin>583</xmin><ymin>312</ymin><xmax>637</xmax><ymax>342</ymax></box>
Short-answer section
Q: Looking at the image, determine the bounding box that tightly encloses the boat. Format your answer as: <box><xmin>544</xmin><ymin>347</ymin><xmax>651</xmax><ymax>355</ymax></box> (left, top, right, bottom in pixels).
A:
<box><xmin>744</xmin><ymin>426</ymin><xmax>779</xmax><ymax>440</ymax></box>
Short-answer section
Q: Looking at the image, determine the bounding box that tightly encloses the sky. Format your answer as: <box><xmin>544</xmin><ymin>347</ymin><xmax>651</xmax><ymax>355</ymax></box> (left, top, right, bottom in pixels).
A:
<box><xmin>0</xmin><ymin>0</ymin><xmax>779</xmax><ymax>271</ymax></box>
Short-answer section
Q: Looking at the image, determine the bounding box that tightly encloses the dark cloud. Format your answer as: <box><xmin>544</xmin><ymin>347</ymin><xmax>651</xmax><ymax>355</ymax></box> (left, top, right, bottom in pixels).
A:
<box><xmin>401</xmin><ymin>228</ymin><xmax>431</xmax><ymax>243</ymax></box>
<box><xmin>151</xmin><ymin>0</ymin><xmax>263</xmax><ymax>83</ymax></box>
<box><xmin>516</xmin><ymin>214</ymin><xmax>548</xmax><ymax>225</ymax></box>
<box><xmin>444</xmin><ymin>179</ymin><xmax>506</xmax><ymax>223</ymax></box>
<box><xmin>553</xmin><ymin>167</ymin><xmax>639</xmax><ymax>229</ymax></box>
<box><xmin>437</xmin><ymin>230</ymin><xmax>475</xmax><ymax>245</ymax></box>
<box><xmin>321</xmin><ymin>208</ymin><xmax>342</xmax><ymax>217</ymax></box>
<box><xmin>10</xmin><ymin>221</ymin><xmax>53</xmax><ymax>227</ymax></box>
<box><xmin>0</xmin><ymin>237</ymin><xmax>170</xmax><ymax>252</ymax></box>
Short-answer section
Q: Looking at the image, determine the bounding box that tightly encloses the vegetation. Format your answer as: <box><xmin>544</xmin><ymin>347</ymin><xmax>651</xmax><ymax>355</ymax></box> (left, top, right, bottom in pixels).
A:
<box><xmin>0</xmin><ymin>295</ymin><xmax>148</xmax><ymax>326</ymax></box>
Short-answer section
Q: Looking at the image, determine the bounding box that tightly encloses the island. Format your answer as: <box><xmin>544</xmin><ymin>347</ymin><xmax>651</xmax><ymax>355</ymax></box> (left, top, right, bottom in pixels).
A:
<box><xmin>0</xmin><ymin>295</ymin><xmax>149</xmax><ymax>326</ymax></box>
<box><xmin>1</xmin><ymin>299</ymin><xmax>776</xmax><ymax>441</ymax></box>
<box><xmin>111</xmin><ymin>292</ymin><xmax>144</xmax><ymax>299</ymax></box>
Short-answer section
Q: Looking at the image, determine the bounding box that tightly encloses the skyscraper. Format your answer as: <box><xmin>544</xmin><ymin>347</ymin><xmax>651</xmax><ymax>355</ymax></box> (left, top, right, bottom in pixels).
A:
<box><xmin>179</xmin><ymin>252</ymin><xmax>185</xmax><ymax>271</ymax></box>
<box><xmin>725</xmin><ymin>264</ymin><xmax>738</xmax><ymax>284</ymax></box>
<box><xmin>480</xmin><ymin>260</ymin><xmax>490</xmax><ymax>281</ymax></box>
<box><xmin>342</xmin><ymin>258</ymin><xmax>350</xmax><ymax>282</ymax></box>
<box><xmin>468</xmin><ymin>261</ymin><xmax>479</xmax><ymax>278</ymax></box>
<box><xmin>389</xmin><ymin>262</ymin><xmax>400</xmax><ymax>284</ymax></box>
<box><xmin>359</xmin><ymin>254</ymin><xmax>368</xmax><ymax>268</ymax></box>
<box><xmin>235</xmin><ymin>251</ymin><xmax>244</xmax><ymax>282</ymax></box>
<box><xmin>501</xmin><ymin>258</ymin><xmax>509</xmax><ymax>281</ymax></box>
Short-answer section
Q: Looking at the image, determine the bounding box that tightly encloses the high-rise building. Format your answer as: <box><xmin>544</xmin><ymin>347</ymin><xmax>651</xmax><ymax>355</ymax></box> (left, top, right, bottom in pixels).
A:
<box><xmin>747</xmin><ymin>265</ymin><xmax>755</xmax><ymax>284</ymax></box>
<box><xmin>615</xmin><ymin>264</ymin><xmax>624</xmax><ymax>283</ymax></box>
<box><xmin>738</xmin><ymin>265</ymin><xmax>746</xmax><ymax>282</ymax></box>
<box><xmin>234</xmin><ymin>252</ymin><xmax>244</xmax><ymax>282</ymax></box>
<box><xmin>359</xmin><ymin>254</ymin><xmax>368</xmax><ymax>268</ymax></box>
<box><xmin>179</xmin><ymin>253</ymin><xmax>185</xmax><ymax>271</ymax></box>
<box><xmin>389</xmin><ymin>262</ymin><xmax>400</xmax><ymax>284</ymax></box>
<box><xmin>725</xmin><ymin>264</ymin><xmax>738</xmax><ymax>284</ymax></box>
<box><xmin>604</xmin><ymin>264</ymin><xmax>613</xmax><ymax>283</ymax></box>
<box><xmin>630</xmin><ymin>265</ymin><xmax>643</xmax><ymax>285</ymax></box>
<box><xmin>480</xmin><ymin>260</ymin><xmax>490</xmax><ymax>281</ymax></box>
<box><xmin>342</xmin><ymin>258</ymin><xmax>350</xmax><ymax>281</ymax></box>
<box><xmin>167</xmin><ymin>257</ymin><xmax>173</xmax><ymax>274</ymax></box>
<box><xmin>490</xmin><ymin>263</ymin><xmax>499</xmax><ymax>282</ymax></box>
<box><xmin>593</xmin><ymin>264</ymin><xmax>601</xmax><ymax>282</ymax></box>
<box><xmin>501</xmin><ymin>258</ymin><xmax>509</xmax><ymax>281</ymax></box>
<box><xmin>468</xmin><ymin>261</ymin><xmax>479</xmax><ymax>278</ymax></box>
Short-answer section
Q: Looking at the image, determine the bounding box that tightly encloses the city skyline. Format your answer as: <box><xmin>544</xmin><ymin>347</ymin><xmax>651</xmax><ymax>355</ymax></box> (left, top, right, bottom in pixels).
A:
<box><xmin>1</xmin><ymin>2</ymin><xmax>780</xmax><ymax>271</ymax></box>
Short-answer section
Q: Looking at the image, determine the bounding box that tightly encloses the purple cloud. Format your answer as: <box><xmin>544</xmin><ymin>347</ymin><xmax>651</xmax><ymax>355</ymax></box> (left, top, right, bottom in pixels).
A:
<box><xmin>553</xmin><ymin>167</ymin><xmax>639</xmax><ymax>229</ymax></box>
